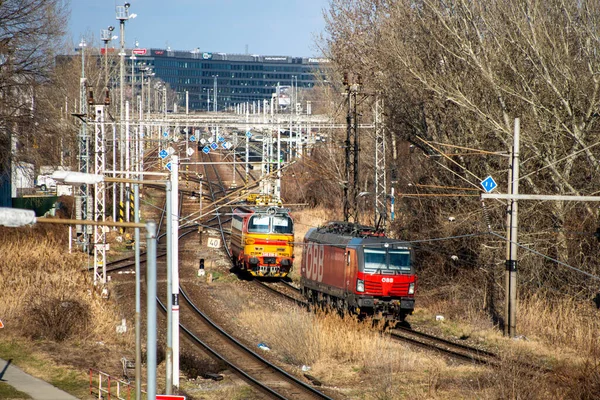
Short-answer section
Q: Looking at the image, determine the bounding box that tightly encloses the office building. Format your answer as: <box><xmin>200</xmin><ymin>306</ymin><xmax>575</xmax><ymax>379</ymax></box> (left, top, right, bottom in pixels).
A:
<box><xmin>130</xmin><ymin>48</ymin><xmax>328</xmax><ymax>111</ymax></box>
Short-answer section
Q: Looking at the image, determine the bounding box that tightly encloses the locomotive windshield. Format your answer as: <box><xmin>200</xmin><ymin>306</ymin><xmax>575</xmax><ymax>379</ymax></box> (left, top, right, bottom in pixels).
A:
<box><xmin>248</xmin><ymin>215</ymin><xmax>293</xmax><ymax>234</ymax></box>
<box><xmin>364</xmin><ymin>248</ymin><xmax>411</xmax><ymax>273</ymax></box>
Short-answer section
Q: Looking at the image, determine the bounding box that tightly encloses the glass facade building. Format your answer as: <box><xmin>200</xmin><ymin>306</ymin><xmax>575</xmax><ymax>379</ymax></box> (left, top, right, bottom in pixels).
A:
<box><xmin>133</xmin><ymin>49</ymin><xmax>328</xmax><ymax>111</ymax></box>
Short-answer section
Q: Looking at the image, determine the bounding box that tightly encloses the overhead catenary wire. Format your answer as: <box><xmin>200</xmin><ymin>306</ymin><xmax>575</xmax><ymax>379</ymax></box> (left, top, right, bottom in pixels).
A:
<box><xmin>488</xmin><ymin>231</ymin><xmax>600</xmax><ymax>282</ymax></box>
<box><xmin>414</xmin><ymin>136</ymin><xmax>483</xmax><ymax>187</ymax></box>
<box><xmin>518</xmin><ymin>138</ymin><xmax>600</xmax><ymax>182</ymax></box>
<box><xmin>429</xmin><ymin>140</ymin><xmax>509</xmax><ymax>156</ymax></box>
<box><xmin>409</xmin><ymin>183</ymin><xmax>481</xmax><ymax>191</ymax></box>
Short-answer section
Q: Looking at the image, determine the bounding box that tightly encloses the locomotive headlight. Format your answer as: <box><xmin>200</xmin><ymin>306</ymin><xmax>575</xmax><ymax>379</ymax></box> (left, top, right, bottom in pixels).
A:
<box><xmin>245</xmin><ymin>238</ymin><xmax>255</xmax><ymax>245</ymax></box>
<box><xmin>408</xmin><ymin>282</ymin><xmax>415</xmax><ymax>295</ymax></box>
<box><xmin>356</xmin><ymin>279</ymin><xmax>365</xmax><ymax>293</ymax></box>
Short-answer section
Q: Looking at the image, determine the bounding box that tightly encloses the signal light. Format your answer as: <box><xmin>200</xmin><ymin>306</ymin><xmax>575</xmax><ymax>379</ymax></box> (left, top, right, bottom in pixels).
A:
<box><xmin>198</xmin><ymin>258</ymin><xmax>206</xmax><ymax>276</ymax></box>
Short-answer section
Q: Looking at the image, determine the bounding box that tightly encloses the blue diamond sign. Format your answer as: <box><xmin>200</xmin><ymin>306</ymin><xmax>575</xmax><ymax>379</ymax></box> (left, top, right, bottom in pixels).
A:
<box><xmin>159</xmin><ymin>149</ymin><xmax>168</xmax><ymax>159</ymax></box>
<box><xmin>165</xmin><ymin>162</ymin><xmax>172</xmax><ymax>171</ymax></box>
<box><xmin>189</xmin><ymin>135</ymin><xmax>196</xmax><ymax>142</ymax></box>
<box><xmin>163</xmin><ymin>131</ymin><xmax>169</xmax><ymax>138</ymax></box>
<box><xmin>480</xmin><ymin>176</ymin><xmax>498</xmax><ymax>193</ymax></box>
<box><xmin>202</xmin><ymin>146</ymin><xmax>210</xmax><ymax>154</ymax></box>
<box><xmin>210</xmin><ymin>142</ymin><xmax>218</xmax><ymax>150</ymax></box>
<box><xmin>246</xmin><ymin>131</ymin><xmax>252</xmax><ymax>138</ymax></box>
<box><xmin>218</xmin><ymin>136</ymin><xmax>225</xmax><ymax>143</ymax></box>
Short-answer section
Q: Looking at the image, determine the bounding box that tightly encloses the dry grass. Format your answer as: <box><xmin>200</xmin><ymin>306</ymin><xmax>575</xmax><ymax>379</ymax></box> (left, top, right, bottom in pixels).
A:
<box><xmin>235</xmin><ymin>304</ymin><xmax>487</xmax><ymax>399</ymax></box>
<box><xmin>519</xmin><ymin>294</ymin><xmax>600</xmax><ymax>354</ymax></box>
<box><xmin>0</xmin><ymin>225</ymin><xmax>131</xmax><ymax>345</ymax></box>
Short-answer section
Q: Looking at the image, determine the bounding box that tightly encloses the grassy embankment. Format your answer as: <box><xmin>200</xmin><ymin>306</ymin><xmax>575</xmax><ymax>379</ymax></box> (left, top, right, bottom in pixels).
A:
<box><xmin>0</xmin><ymin>225</ymin><xmax>134</xmax><ymax>399</ymax></box>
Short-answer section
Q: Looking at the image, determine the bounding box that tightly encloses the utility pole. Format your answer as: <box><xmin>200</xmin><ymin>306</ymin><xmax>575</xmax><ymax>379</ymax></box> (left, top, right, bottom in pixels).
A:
<box><xmin>506</xmin><ymin>118</ymin><xmax>520</xmax><ymax>337</ymax></box>
<box><xmin>100</xmin><ymin>27</ymin><xmax>116</xmax><ymax>228</ymax></box>
<box><xmin>118</xmin><ymin>7</ymin><xmax>126</xmax><ymax>210</ymax></box>
<box><xmin>343</xmin><ymin>72</ymin><xmax>361</xmax><ymax>223</ymax></box>
<box><xmin>482</xmin><ymin>117</ymin><xmax>600</xmax><ymax>337</ymax></box>
<box><xmin>100</xmin><ymin>27</ymin><xmax>115</xmax><ymax>92</ymax></box>
<box><xmin>170</xmin><ymin>155</ymin><xmax>180</xmax><ymax>388</ymax></box>
<box><xmin>213</xmin><ymin>75</ymin><xmax>218</xmax><ymax>112</ymax></box>
<box><xmin>245</xmin><ymin>106</ymin><xmax>250</xmax><ymax>188</ymax></box>
<box><xmin>116</xmin><ymin>3</ymin><xmax>136</xmax><ymax>219</ymax></box>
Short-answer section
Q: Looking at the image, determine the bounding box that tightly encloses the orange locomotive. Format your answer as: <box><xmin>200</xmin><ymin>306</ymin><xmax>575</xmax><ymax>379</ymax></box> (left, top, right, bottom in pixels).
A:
<box><xmin>230</xmin><ymin>196</ymin><xmax>294</xmax><ymax>277</ymax></box>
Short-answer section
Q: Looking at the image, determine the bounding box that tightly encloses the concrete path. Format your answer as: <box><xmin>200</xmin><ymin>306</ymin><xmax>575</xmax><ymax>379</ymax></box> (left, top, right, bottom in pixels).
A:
<box><xmin>0</xmin><ymin>358</ymin><xmax>79</xmax><ymax>400</ymax></box>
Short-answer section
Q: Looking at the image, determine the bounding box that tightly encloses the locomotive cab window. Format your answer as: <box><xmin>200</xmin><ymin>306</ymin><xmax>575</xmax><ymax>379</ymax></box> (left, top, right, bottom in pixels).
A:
<box><xmin>248</xmin><ymin>215</ymin><xmax>293</xmax><ymax>234</ymax></box>
<box><xmin>272</xmin><ymin>216</ymin><xmax>293</xmax><ymax>234</ymax></box>
<box><xmin>364</xmin><ymin>249</ymin><xmax>387</xmax><ymax>272</ymax></box>
<box><xmin>389</xmin><ymin>250</ymin><xmax>411</xmax><ymax>272</ymax></box>
<box><xmin>248</xmin><ymin>216</ymin><xmax>270</xmax><ymax>233</ymax></box>
<box><xmin>364</xmin><ymin>248</ymin><xmax>411</xmax><ymax>273</ymax></box>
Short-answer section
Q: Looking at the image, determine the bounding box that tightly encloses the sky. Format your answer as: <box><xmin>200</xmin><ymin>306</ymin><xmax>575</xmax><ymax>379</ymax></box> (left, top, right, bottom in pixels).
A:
<box><xmin>67</xmin><ymin>0</ymin><xmax>330</xmax><ymax>57</ymax></box>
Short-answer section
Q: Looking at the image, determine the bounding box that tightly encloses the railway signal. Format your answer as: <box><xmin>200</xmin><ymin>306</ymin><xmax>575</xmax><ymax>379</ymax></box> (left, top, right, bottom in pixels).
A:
<box><xmin>480</xmin><ymin>176</ymin><xmax>498</xmax><ymax>193</ymax></box>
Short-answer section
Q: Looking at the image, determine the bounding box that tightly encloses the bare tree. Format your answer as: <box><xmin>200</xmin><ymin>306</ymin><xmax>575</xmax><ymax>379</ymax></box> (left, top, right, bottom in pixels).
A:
<box><xmin>0</xmin><ymin>0</ymin><xmax>69</xmax><ymax>171</ymax></box>
<box><xmin>322</xmin><ymin>0</ymin><xmax>600</xmax><ymax>295</ymax></box>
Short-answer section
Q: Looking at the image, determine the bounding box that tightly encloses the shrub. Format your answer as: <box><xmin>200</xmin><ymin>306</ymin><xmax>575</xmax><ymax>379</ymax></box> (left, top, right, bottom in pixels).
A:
<box><xmin>25</xmin><ymin>294</ymin><xmax>90</xmax><ymax>341</ymax></box>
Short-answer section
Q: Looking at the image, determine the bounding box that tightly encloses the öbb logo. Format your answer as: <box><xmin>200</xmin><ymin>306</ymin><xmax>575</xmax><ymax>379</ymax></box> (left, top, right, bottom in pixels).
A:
<box><xmin>381</xmin><ymin>277</ymin><xmax>394</xmax><ymax>283</ymax></box>
<box><xmin>304</xmin><ymin>242</ymin><xmax>324</xmax><ymax>282</ymax></box>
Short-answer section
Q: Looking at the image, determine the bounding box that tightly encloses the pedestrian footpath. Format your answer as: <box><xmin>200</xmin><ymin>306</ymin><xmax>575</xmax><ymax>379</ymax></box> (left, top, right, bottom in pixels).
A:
<box><xmin>0</xmin><ymin>358</ymin><xmax>79</xmax><ymax>400</ymax></box>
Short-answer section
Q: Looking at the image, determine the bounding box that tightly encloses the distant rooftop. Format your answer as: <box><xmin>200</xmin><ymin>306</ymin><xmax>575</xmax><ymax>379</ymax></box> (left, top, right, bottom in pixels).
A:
<box><xmin>133</xmin><ymin>47</ymin><xmax>331</xmax><ymax>64</ymax></box>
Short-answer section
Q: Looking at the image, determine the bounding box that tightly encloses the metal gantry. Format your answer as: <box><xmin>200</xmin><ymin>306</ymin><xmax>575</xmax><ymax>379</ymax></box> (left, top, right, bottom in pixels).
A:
<box><xmin>77</xmin><ymin>39</ymin><xmax>91</xmax><ymax>251</ymax></box>
<box><xmin>94</xmin><ymin>105</ymin><xmax>107</xmax><ymax>284</ymax></box>
<box><xmin>343</xmin><ymin>73</ymin><xmax>361</xmax><ymax>223</ymax></box>
<box><xmin>374</xmin><ymin>96</ymin><xmax>387</xmax><ymax>229</ymax></box>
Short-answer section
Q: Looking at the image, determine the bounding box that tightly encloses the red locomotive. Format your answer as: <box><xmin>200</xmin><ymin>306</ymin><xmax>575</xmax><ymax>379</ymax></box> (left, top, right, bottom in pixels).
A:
<box><xmin>300</xmin><ymin>222</ymin><xmax>416</xmax><ymax>322</ymax></box>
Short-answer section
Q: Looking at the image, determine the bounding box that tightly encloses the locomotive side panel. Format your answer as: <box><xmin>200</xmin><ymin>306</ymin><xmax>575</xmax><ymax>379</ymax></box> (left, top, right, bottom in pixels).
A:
<box><xmin>230</xmin><ymin>211</ymin><xmax>245</xmax><ymax>261</ymax></box>
<box><xmin>301</xmin><ymin>239</ymin><xmax>346</xmax><ymax>299</ymax></box>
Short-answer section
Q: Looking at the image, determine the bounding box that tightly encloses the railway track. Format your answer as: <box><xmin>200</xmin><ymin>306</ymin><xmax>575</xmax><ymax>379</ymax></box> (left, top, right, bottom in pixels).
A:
<box><xmin>251</xmin><ymin>276</ymin><xmax>505</xmax><ymax>367</ymax></box>
<box><xmin>253</xmin><ymin>280</ymin><xmax>307</xmax><ymax>307</ymax></box>
<box><xmin>389</xmin><ymin>326</ymin><xmax>497</xmax><ymax>365</ymax></box>
<box><xmin>164</xmin><ymin>150</ymin><xmax>338</xmax><ymax>398</ymax></box>
<box><xmin>166</xmin><ymin>287</ymin><xmax>334</xmax><ymax>399</ymax></box>
<box><xmin>103</xmin><ymin>145</ymin><xmax>340</xmax><ymax>396</ymax></box>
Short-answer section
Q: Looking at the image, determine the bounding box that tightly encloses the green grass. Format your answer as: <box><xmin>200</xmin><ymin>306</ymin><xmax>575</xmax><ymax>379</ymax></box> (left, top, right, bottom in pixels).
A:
<box><xmin>0</xmin><ymin>339</ymin><xmax>34</xmax><ymax>365</ymax></box>
<box><xmin>0</xmin><ymin>382</ymin><xmax>31</xmax><ymax>399</ymax></box>
<box><xmin>0</xmin><ymin>338</ymin><xmax>90</xmax><ymax>399</ymax></box>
